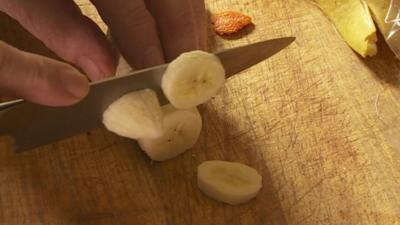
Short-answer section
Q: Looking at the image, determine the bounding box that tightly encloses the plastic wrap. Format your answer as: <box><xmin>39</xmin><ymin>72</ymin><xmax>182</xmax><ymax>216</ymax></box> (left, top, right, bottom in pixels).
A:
<box><xmin>383</xmin><ymin>0</ymin><xmax>400</xmax><ymax>57</ymax></box>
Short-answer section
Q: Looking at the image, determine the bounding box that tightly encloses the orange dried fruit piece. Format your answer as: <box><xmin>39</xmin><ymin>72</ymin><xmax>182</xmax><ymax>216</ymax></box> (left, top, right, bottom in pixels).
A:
<box><xmin>212</xmin><ymin>11</ymin><xmax>252</xmax><ymax>35</ymax></box>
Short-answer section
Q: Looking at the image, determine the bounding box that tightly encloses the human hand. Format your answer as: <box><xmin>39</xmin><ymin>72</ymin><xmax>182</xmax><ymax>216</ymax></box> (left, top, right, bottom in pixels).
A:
<box><xmin>0</xmin><ymin>0</ymin><xmax>206</xmax><ymax>106</ymax></box>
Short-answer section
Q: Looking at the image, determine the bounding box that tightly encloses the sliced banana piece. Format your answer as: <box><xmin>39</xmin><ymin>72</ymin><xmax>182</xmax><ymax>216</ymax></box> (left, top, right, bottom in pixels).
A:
<box><xmin>197</xmin><ymin>160</ymin><xmax>262</xmax><ymax>205</ymax></box>
<box><xmin>138</xmin><ymin>104</ymin><xmax>202</xmax><ymax>161</ymax></box>
<box><xmin>103</xmin><ymin>89</ymin><xmax>163</xmax><ymax>139</ymax></box>
<box><xmin>161</xmin><ymin>50</ymin><xmax>226</xmax><ymax>109</ymax></box>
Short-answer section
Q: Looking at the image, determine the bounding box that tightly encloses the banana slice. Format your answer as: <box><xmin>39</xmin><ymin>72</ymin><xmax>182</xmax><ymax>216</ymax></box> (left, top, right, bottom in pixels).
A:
<box><xmin>102</xmin><ymin>89</ymin><xmax>163</xmax><ymax>139</ymax></box>
<box><xmin>312</xmin><ymin>0</ymin><xmax>377</xmax><ymax>57</ymax></box>
<box><xmin>138</xmin><ymin>104</ymin><xmax>202</xmax><ymax>161</ymax></box>
<box><xmin>197</xmin><ymin>160</ymin><xmax>262</xmax><ymax>205</ymax></box>
<box><xmin>161</xmin><ymin>50</ymin><xmax>226</xmax><ymax>109</ymax></box>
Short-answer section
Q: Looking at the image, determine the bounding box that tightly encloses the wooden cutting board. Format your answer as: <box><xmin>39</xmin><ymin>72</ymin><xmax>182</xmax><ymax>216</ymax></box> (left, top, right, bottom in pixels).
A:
<box><xmin>0</xmin><ymin>0</ymin><xmax>399</xmax><ymax>224</ymax></box>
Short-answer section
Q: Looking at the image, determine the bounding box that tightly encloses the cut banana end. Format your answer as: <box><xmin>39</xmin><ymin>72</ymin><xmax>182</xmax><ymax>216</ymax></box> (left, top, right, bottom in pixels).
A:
<box><xmin>138</xmin><ymin>104</ymin><xmax>202</xmax><ymax>161</ymax></box>
<box><xmin>103</xmin><ymin>89</ymin><xmax>163</xmax><ymax>139</ymax></box>
<box><xmin>197</xmin><ymin>160</ymin><xmax>262</xmax><ymax>205</ymax></box>
<box><xmin>161</xmin><ymin>50</ymin><xmax>226</xmax><ymax>109</ymax></box>
<box><xmin>312</xmin><ymin>0</ymin><xmax>377</xmax><ymax>57</ymax></box>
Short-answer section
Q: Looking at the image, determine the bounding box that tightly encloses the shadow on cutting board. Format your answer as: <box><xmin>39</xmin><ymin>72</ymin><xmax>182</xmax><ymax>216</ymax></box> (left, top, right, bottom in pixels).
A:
<box><xmin>0</xmin><ymin>110</ymin><xmax>288</xmax><ymax>225</ymax></box>
<box><xmin>142</xmin><ymin>104</ymin><xmax>288</xmax><ymax>225</ymax></box>
<box><xmin>362</xmin><ymin>34</ymin><xmax>400</xmax><ymax>87</ymax></box>
<box><xmin>0</xmin><ymin>9</ymin><xmax>286</xmax><ymax>225</ymax></box>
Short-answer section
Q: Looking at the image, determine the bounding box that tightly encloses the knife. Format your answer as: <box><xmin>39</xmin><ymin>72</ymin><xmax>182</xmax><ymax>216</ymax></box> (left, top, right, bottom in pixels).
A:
<box><xmin>0</xmin><ymin>37</ymin><xmax>295</xmax><ymax>152</ymax></box>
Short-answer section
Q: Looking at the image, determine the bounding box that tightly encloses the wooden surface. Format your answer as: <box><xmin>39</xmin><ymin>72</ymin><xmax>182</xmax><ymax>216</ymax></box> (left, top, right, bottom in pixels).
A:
<box><xmin>1</xmin><ymin>0</ymin><xmax>400</xmax><ymax>224</ymax></box>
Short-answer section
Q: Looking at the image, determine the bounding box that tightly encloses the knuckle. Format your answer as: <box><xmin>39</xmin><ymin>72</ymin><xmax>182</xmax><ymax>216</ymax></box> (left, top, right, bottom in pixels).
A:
<box><xmin>119</xmin><ymin>3</ymin><xmax>155</xmax><ymax>27</ymax></box>
<box><xmin>26</xmin><ymin>56</ymin><xmax>46</xmax><ymax>89</ymax></box>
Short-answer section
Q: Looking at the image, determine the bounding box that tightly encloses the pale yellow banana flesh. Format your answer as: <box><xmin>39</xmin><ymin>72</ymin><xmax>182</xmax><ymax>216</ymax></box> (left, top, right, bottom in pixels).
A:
<box><xmin>102</xmin><ymin>89</ymin><xmax>163</xmax><ymax>139</ymax></box>
<box><xmin>197</xmin><ymin>160</ymin><xmax>262</xmax><ymax>205</ymax></box>
<box><xmin>138</xmin><ymin>104</ymin><xmax>202</xmax><ymax>161</ymax></box>
<box><xmin>161</xmin><ymin>50</ymin><xmax>226</xmax><ymax>109</ymax></box>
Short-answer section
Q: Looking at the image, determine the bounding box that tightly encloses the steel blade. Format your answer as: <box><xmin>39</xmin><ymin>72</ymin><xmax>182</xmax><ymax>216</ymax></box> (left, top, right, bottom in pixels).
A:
<box><xmin>219</xmin><ymin>37</ymin><xmax>295</xmax><ymax>77</ymax></box>
<box><xmin>0</xmin><ymin>37</ymin><xmax>295</xmax><ymax>151</ymax></box>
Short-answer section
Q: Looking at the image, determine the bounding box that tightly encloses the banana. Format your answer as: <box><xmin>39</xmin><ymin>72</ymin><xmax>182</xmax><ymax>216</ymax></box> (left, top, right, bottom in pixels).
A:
<box><xmin>197</xmin><ymin>160</ymin><xmax>262</xmax><ymax>205</ymax></box>
<box><xmin>161</xmin><ymin>50</ymin><xmax>226</xmax><ymax>109</ymax></box>
<box><xmin>102</xmin><ymin>89</ymin><xmax>163</xmax><ymax>139</ymax></box>
<box><xmin>312</xmin><ymin>0</ymin><xmax>377</xmax><ymax>57</ymax></box>
<box><xmin>138</xmin><ymin>104</ymin><xmax>202</xmax><ymax>161</ymax></box>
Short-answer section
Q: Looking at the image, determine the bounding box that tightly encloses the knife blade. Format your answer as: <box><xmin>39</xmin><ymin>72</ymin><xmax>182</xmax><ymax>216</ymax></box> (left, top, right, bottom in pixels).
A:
<box><xmin>0</xmin><ymin>37</ymin><xmax>295</xmax><ymax>151</ymax></box>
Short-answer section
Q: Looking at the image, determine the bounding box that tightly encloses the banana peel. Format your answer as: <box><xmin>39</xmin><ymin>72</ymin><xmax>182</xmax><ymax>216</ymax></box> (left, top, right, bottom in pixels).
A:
<box><xmin>312</xmin><ymin>0</ymin><xmax>378</xmax><ymax>57</ymax></box>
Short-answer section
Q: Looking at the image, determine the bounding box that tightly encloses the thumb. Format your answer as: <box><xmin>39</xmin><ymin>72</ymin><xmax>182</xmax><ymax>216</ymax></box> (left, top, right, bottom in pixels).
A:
<box><xmin>0</xmin><ymin>41</ymin><xmax>89</xmax><ymax>106</ymax></box>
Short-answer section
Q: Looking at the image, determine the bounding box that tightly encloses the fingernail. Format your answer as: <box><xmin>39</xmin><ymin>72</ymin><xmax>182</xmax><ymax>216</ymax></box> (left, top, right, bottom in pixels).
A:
<box><xmin>61</xmin><ymin>69</ymin><xmax>89</xmax><ymax>99</ymax></box>
<box><xmin>79</xmin><ymin>56</ymin><xmax>106</xmax><ymax>81</ymax></box>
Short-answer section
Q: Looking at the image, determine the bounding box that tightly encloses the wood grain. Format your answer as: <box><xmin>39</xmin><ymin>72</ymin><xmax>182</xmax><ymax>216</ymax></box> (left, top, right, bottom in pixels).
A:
<box><xmin>0</xmin><ymin>0</ymin><xmax>399</xmax><ymax>224</ymax></box>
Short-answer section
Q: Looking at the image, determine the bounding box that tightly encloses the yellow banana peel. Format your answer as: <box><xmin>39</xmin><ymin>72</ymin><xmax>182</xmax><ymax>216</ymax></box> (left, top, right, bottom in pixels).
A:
<box><xmin>312</xmin><ymin>0</ymin><xmax>378</xmax><ymax>57</ymax></box>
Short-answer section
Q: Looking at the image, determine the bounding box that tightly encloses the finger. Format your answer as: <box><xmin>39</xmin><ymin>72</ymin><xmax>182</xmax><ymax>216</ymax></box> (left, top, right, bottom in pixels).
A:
<box><xmin>145</xmin><ymin>0</ymin><xmax>207</xmax><ymax>61</ymax></box>
<box><xmin>91</xmin><ymin>0</ymin><xmax>164</xmax><ymax>69</ymax></box>
<box><xmin>0</xmin><ymin>41</ymin><xmax>89</xmax><ymax>106</ymax></box>
<box><xmin>0</xmin><ymin>0</ymin><xmax>116</xmax><ymax>81</ymax></box>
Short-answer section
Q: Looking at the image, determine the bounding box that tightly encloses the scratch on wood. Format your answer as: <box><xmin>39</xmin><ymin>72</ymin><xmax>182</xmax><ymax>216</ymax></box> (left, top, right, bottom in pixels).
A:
<box><xmin>95</xmin><ymin>143</ymin><xmax>116</xmax><ymax>152</ymax></box>
<box><xmin>293</xmin><ymin>79</ymin><xmax>324</xmax><ymax>99</ymax></box>
<box><xmin>298</xmin><ymin>203</ymin><xmax>320</xmax><ymax>225</ymax></box>
<box><xmin>286</xmin><ymin>131</ymin><xmax>299</xmax><ymax>154</ymax></box>
<box><xmin>287</xmin><ymin>178</ymin><xmax>325</xmax><ymax>215</ymax></box>
<box><xmin>375</xmin><ymin>88</ymin><xmax>387</xmax><ymax>124</ymax></box>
